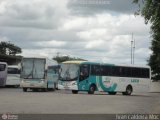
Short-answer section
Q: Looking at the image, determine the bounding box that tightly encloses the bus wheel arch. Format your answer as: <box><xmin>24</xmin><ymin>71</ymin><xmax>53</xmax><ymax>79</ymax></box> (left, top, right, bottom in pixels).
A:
<box><xmin>72</xmin><ymin>90</ymin><xmax>78</xmax><ymax>94</ymax></box>
<box><xmin>42</xmin><ymin>82</ymin><xmax>48</xmax><ymax>92</ymax></box>
<box><xmin>122</xmin><ymin>85</ymin><xmax>133</xmax><ymax>95</ymax></box>
<box><xmin>108</xmin><ymin>92</ymin><xmax>117</xmax><ymax>95</ymax></box>
<box><xmin>88</xmin><ymin>84</ymin><xmax>96</xmax><ymax>94</ymax></box>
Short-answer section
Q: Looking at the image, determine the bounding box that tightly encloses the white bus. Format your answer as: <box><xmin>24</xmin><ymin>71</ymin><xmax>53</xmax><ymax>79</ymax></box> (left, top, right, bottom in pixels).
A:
<box><xmin>6</xmin><ymin>65</ymin><xmax>20</xmax><ymax>87</ymax></box>
<box><xmin>0</xmin><ymin>62</ymin><xmax>7</xmax><ymax>87</ymax></box>
<box><xmin>20</xmin><ymin>57</ymin><xmax>59</xmax><ymax>92</ymax></box>
<box><xmin>58</xmin><ymin>61</ymin><xmax>151</xmax><ymax>95</ymax></box>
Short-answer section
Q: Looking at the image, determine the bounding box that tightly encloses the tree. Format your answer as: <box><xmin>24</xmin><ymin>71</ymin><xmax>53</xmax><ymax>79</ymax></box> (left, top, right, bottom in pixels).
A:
<box><xmin>53</xmin><ymin>55</ymin><xmax>86</xmax><ymax>63</ymax></box>
<box><xmin>133</xmin><ymin>0</ymin><xmax>160</xmax><ymax>80</ymax></box>
<box><xmin>0</xmin><ymin>41</ymin><xmax>22</xmax><ymax>56</ymax></box>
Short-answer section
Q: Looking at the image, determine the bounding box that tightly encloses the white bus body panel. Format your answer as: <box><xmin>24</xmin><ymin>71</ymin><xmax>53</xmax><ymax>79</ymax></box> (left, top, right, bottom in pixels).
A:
<box><xmin>100</xmin><ymin>76</ymin><xmax>150</xmax><ymax>92</ymax></box>
<box><xmin>0</xmin><ymin>62</ymin><xmax>7</xmax><ymax>87</ymax></box>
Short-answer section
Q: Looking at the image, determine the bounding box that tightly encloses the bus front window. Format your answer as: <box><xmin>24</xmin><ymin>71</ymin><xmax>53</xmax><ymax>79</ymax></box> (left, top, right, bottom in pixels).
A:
<box><xmin>21</xmin><ymin>59</ymin><xmax>45</xmax><ymax>79</ymax></box>
<box><xmin>8</xmin><ymin>68</ymin><xmax>20</xmax><ymax>74</ymax></box>
<box><xmin>79</xmin><ymin>64</ymin><xmax>90</xmax><ymax>81</ymax></box>
<box><xmin>60</xmin><ymin>64</ymin><xmax>79</xmax><ymax>81</ymax></box>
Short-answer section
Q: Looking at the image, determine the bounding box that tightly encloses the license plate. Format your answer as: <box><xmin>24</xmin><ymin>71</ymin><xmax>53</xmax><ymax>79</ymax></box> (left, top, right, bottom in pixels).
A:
<box><xmin>64</xmin><ymin>86</ymin><xmax>70</xmax><ymax>89</ymax></box>
<box><xmin>30</xmin><ymin>84</ymin><xmax>34</xmax><ymax>86</ymax></box>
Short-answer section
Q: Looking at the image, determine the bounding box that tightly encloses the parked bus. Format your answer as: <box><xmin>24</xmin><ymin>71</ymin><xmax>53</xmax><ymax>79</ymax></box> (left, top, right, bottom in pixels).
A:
<box><xmin>6</xmin><ymin>65</ymin><xmax>20</xmax><ymax>87</ymax></box>
<box><xmin>0</xmin><ymin>62</ymin><xmax>7</xmax><ymax>87</ymax></box>
<box><xmin>58</xmin><ymin>61</ymin><xmax>151</xmax><ymax>95</ymax></box>
<box><xmin>20</xmin><ymin>57</ymin><xmax>59</xmax><ymax>92</ymax></box>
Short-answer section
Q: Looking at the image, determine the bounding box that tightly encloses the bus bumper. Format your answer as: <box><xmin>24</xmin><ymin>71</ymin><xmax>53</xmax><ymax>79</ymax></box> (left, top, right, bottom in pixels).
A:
<box><xmin>20</xmin><ymin>81</ymin><xmax>47</xmax><ymax>88</ymax></box>
<box><xmin>58</xmin><ymin>81</ymin><xmax>78</xmax><ymax>90</ymax></box>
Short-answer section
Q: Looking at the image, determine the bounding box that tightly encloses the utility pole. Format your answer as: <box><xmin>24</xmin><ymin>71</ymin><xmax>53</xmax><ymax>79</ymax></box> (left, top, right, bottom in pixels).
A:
<box><xmin>133</xmin><ymin>38</ymin><xmax>135</xmax><ymax>64</ymax></box>
<box><xmin>131</xmin><ymin>33</ymin><xmax>133</xmax><ymax>64</ymax></box>
<box><xmin>131</xmin><ymin>33</ymin><xmax>135</xmax><ymax>65</ymax></box>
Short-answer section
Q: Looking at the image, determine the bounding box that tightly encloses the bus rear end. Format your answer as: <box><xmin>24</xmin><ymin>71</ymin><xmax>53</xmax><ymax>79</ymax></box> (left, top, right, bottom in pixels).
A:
<box><xmin>20</xmin><ymin>58</ymin><xmax>47</xmax><ymax>92</ymax></box>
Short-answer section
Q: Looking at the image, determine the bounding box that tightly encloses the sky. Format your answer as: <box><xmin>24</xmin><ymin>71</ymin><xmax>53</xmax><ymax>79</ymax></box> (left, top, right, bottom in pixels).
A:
<box><xmin>0</xmin><ymin>0</ymin><xmax>151</xmax><ymax>65</ymax></box>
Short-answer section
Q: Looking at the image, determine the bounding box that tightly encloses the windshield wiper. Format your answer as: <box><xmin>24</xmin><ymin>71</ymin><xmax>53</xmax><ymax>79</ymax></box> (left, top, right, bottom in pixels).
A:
<box><xmin>60</xmin><ymin>77</ymin><xmax>78</xmax><ymax>81</ymax></box>
<box><xmin>65</xmin><ymin>69</ymin><xmax>70</xmax><ymax>78</ymax></box>
<box><xmin>24</xmin><ymin>70</ymin><xmax>33</xmax><ymax>79</ymax></box>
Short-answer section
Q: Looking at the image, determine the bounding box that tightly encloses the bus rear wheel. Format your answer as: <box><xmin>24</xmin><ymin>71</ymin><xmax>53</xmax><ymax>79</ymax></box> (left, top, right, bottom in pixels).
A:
<box><xmin>108</xmin><ymin>92</ymin><xmax>117</xmax><ymax>95</ymax></box>
<box><xmin>23</xmin><ymin>88</ymin><xmax>27</xmax><ymax>92</ymax></box>
<box><xmin>88</xmin><ymin>85</ymin><xmax>96</xmax><ymax>94</ymax></box>
<box><xmin>122</xmin><ymin>85</ymin><xmax>132</xmax><ymax>95</ymax></box>
<box><xmin>72</xmin><ymin>90</ymin><xmax>78</xmax><ymax>94</ymax></box>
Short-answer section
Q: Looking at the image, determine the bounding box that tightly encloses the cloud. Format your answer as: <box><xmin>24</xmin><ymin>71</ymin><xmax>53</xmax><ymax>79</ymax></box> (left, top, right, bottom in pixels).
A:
<box><xmin>0</xmin><ymin>36</ymin><xmax>9</xmax><ymax>42</ymax></box>
<box><xmin>59</xmin><ymin>13</ymin><xmax>151</xmax><ymax>64</ymax></box>
<box><xmin>0</xmin><ymin>0</ymin><xmax>151</xmax><ymax>65</ymax></box>
<box><xmin>36</xmin><ymin>40</ymin><xmax>66</xmax><ymax>48</ymax></box>
<box><xmin>85</xmin><ymin>40</ymin><xmax>104</xmax><ymax>49</ymax></box>
<box><xmin>67</xmin><ymin>0</ymin><xmax>139</xmax><ymax>16</ymax></box>
<box><xmin>0</xmin><ymin>0</ymin><xmax>69</xmax><ymax>29</ymax></box>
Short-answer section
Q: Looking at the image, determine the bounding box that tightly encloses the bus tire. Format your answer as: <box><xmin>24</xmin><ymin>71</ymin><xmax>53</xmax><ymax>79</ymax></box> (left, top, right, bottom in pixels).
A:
<box><xmin>47</xmin><ymin>88</ymin><xmax>54</xmax><ymax>91</ymax></box>
<box><xmin>23</xmin><ymin>88</ymin><xmax>27</xmax><ymax>92</ymax></box>
<box><xmin>108</xmin><ymin>92</ymin><xmax>117</xmax><ymax>95</ymax></box>
<box><xmin>14</xmin><ymin>85</ymin><xmax>19</xmax><ymax>88</ymax></box>
<box><xmin>122</xmin><ymin>85</ymin><xmax>132</xmax><ymax>95</ymax></box>
<box><xmin>88</xmin><ymin>84</ymin><xmax>96</xmax><ymax>94</ymax></box>
<box><xmin>33</xmin><ymin>88</ymin><xmax>38</xmax><ymax>92</ymax></box>
<box><xmin>43</xmin><ymin>83</ymin><xmax>49</xmax><ymax>92</ymax></box>
<box><xmin>54</xmin><ymin>83</ymin><xmax>57</xmax><ymax>91</ymax></box>
<box><xmin>72</xmin><ymin>90</ymin><xmax>78</xmax><ymax>94</ymax></box>
<box><xmin>43</xmin><ymin>88</ymin><xmax>48</xmax><ymax>92</ymax></box>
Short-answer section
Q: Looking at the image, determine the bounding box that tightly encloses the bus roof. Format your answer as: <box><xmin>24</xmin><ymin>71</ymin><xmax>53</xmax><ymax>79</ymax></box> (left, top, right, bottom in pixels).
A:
<box><xmin>22</xmin><ymin>57</ymin><xmax>58</xmax><ymax>66</ymax></box>
<box><xmin>62</xmin><ymin>61</ymin><xmax>87</xmax><ymax>64</ymax></box>
<box><xmin>23</xmin><ymin>57</ymin><xmax>48</xmax><ymax>60</ymax></box>
<box><xmin>62</xmin><ymin>61</ymin><xmax>150</xmax><ymax>68</ymax></box>
<box><xmin>0</xmin><ymin>62</ymin><xmax>7</xmax><ymax>65</ymax></box>
<box><xmin>8</xmin><ymin>65</ymin><xmax>20</xmax><ymax>69</ymax></box>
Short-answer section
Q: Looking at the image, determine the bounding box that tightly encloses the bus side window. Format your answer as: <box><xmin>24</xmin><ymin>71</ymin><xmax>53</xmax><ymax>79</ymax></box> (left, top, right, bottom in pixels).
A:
<box><xmin>91</xmin><ymin>65</ymin><xmax>101</xmax><ymax>76</ymax></box>
<box><xmin>0</xmin><ymin>64</ymin><xmax>6</xmax><ymax>71</ymax></box>
<box><xmin>79</xmin><ymin>64</ymin><xmax>90</xmax><ymax>81</ymax></box>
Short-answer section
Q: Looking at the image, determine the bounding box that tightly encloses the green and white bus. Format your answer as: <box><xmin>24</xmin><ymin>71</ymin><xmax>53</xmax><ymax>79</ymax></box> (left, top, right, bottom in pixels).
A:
<box><xmin>58</xmin><ymin>61</ymin><xmax>151</xmax><ymax>95</ymax></box>
<box><xmin>20</xmin><ymin>57</ymin><xmax>59</xmax><ymax>92</ymax></box>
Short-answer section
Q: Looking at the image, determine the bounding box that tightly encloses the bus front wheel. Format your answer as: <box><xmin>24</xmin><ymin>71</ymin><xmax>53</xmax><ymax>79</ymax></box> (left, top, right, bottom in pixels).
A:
<box><xmin>72</xmin><ymin>90</ymin><xmax>78</xmax><ymax>94</ymax></box>
<box><xmin>88</xmin><ymin>85</ymin><xmax>96</xmax><ymax>94</ymax></box>
<box><xmin>23</xmin><ymin>88</ymin><xmax>27</xmax><ymax>92</ymax></box>
<box><xmin>122</xmin><ymin>85</ymin><xmax>132</xmax><ymax>95</ymax></box>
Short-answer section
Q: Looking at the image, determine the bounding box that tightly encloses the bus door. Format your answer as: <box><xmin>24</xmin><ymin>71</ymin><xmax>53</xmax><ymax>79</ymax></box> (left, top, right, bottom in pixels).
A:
<box><xmin>78</xmin><ymin>64</ymin><xmax>90</xmax><ymax>91</ymax></box>
<box><xmin>47</xmin><ymin>66</ymin><xmax>59</xmax><ymax>89</ymax></box>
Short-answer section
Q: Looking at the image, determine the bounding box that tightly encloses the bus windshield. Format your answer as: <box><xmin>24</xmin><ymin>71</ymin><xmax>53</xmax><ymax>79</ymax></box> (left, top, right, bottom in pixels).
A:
<box><xmin>8</xmin><ymin>67</ymin><xmax>20</xmax><ymax>74</ymax></box>
<box><xmin>60</xmin><ymin>64</ymin><xmax>79</xmax><ymax>81</ymax></box>
<box><xmin>0</xmin><ymin>64</ymin><xmax>6</xmax><ymax>71</ymax></box>
<box><xmin>21</xmin><ymin>59</ymin><xmax>45</xmax><ymax>79</ymax></box>
<box><xmin>48</xmin><ymin>65</ymin><xmax>60</xmax><ymax>74</ymax></box>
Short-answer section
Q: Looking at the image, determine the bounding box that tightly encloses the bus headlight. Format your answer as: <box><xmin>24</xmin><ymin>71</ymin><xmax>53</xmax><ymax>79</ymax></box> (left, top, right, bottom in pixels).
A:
<box><xmin>40</xmin><ymin>80</ymin><xmax>44</xmax><ymax>83</ymax></box>
<box><xmin>72</xmin><ymin>82</ymin><xmax>77</xmax><ymax>85</ymax></box>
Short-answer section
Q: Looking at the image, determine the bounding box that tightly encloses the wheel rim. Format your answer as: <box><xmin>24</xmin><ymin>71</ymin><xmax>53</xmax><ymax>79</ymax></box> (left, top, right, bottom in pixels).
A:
<box><xmin>127</xmin><ymin>87</ymin><xmax>132</xmax><ymax>94</ymax></box>
<box><xmin>90</xmin><ymin>86</ymin><xmax>95</xmax><ymax>92</ymax></box>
